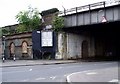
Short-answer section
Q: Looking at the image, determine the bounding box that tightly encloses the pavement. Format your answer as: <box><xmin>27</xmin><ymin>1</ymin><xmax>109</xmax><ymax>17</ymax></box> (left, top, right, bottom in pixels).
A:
<box><xmin>0</xmin><ymin>59</ymin><xmax>77</xmax><ymax>67</ymax></box>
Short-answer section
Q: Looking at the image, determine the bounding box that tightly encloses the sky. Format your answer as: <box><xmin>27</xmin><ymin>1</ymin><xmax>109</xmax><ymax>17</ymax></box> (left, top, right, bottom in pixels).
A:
<box><xmin>0</xmin><ymin>0</ymin><xmax>109</xmax><ymax>27</ymax></box>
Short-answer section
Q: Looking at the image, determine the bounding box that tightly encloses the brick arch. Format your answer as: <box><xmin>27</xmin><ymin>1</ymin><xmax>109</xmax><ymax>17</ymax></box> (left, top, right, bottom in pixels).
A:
<box><xmin>9</xmin><ymin>42</ymin><xmax>15</xmax><ymax>57</ymax></box>
<box><xmin>22</xmin><ymin>41</ymin><xmax>28</xmax><ymax>54</ymax></box>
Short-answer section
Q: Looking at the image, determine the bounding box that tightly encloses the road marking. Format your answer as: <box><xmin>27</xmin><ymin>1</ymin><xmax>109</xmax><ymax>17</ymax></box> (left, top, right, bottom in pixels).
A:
<box><xmin>27</xmin><ymin>61</ymin><xmax>34</xmax><ymax>62</ymax></box>
<box><xmin>29</xmin><ymin>69</ymin><xmax>32</xmax><ymax>71</ymax></box>
<box><xmin>86</xmin><ymin>72</ymin><xmax>97</xmax><ymax>75</ymax></box>
<box><xmin>21</xmin><ymin>79</ymin><xmax>29</xmax><ymax>82</ymax></box>
<box><xmin>67</xmin><ymin>70</ymin><xmax>92</xmax><ymax>82</ymax></box>
<box><xmin>109</xmin><ymin>79</ymin><xmax>119</xmax><ymax>82</ymax></box>
<box><xmin>50</xmin><ymin>76</ymin><xmax>56</xmax><ymax>80</ymax></box>
<box><xmin>35</xmin><ymin>77</ymin><xmax>45</xmax><ymax>80</ymax></box>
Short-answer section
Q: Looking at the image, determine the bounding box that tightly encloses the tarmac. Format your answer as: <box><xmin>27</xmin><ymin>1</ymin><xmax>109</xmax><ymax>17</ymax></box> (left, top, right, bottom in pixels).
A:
<box><xmin>66</xmin><ymin>67</ymin><xmax>119</xmax><ymax>83</ymax></box>
<box><xmin>0</xmin><ymin>59</ymin><xmax>119</xmax><ymax>83</ymax></box>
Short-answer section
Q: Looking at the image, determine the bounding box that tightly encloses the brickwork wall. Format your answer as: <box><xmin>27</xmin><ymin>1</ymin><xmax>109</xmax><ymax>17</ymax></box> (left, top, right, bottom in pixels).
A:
<box><xmin>5</xmin><ymin>32</ymin><xmax>33</xmax><ymax>59</ymax></box>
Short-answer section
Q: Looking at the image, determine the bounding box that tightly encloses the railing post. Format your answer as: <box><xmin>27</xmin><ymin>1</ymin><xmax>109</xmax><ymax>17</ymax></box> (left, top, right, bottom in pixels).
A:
<box><xmin>76</xmin><ymin>7</ymin><xmax>78</xmax><ymax>26</ymax></box>
<box><xmin>64</xmin><ymin>9</ymin><xmax>66</xmax><ymax>15</ymax></box>
<box><xmin>89</xmin><ymin>5</ymin><xmax>91</xmax><ymax>24</ymax></box>
<box><xmin>103</xmin><ymin>1</ymin><xmax>106</xmax><ymax>17</ymax></box>
<box><xmin>76</xmin><ymin>7</ymin><xmax>77</xmax><ymax>13</ymax></box>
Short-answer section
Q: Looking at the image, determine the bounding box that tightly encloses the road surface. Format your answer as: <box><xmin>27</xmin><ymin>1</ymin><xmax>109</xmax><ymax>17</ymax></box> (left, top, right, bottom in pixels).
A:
<box><xmin>1</xmin><ymin>61</ymin><xmax>118</xmax><ymax>82</ymax></box>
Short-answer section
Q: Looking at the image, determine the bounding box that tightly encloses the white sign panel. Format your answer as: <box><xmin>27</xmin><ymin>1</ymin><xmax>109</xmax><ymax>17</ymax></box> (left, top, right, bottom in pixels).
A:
<box><xmin>41</xmin><ymin>31</ymin><xmax>53</xmax><ymax>47</ymax></box>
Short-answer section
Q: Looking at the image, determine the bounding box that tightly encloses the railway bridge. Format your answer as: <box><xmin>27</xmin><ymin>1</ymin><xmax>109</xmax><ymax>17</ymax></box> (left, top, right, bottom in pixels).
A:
<box><xmin>56</xmin><ymin>1</ymin><xmax>120</xmax><ymax>60</ymax></box>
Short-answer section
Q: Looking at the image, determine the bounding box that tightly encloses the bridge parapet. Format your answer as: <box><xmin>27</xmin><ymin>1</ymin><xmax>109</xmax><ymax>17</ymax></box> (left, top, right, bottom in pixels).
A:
<box><xmin>59</xmin><ymin>0</ymin><xmax>120</xmax><ymax>16</ymax></box>
<box><xmin>59</xmin><ymin>0</ymin><xmax>120</xmax><ymax>27</ymax></box>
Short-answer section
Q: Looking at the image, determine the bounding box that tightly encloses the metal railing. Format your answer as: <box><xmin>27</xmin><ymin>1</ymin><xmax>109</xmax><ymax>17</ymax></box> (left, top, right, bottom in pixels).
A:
<box><xmin>59</xmin><ymin>0</ymin><xmax>120</xmax><ymax>16</ymax></box>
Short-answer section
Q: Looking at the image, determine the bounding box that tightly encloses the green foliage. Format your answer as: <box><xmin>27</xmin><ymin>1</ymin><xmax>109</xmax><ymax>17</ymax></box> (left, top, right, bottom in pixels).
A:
<box><xmin>2</xmin><ymin>27</ymin><xmax>16</xmax><ymax>35</ymax></box>
<box><xmin>2</xmin><ymin>28</ymin><xmax>9</xmax><ymax>35</ymax></box>
<box><xmin>16</xmin><ymin>24</ymin><xmax>27</xmax><ymax>33</ymax></box>
<box><xmin>16</xmin><ymin>7</ymin><xmax>41</xmax><ymax>33</ymax></box>
<box><xmin>0</xmin><ymin>28</ymin><xmax>2</xmax><ymax>37</ymax></box>
<box><xmin>41</xmin><ymin>8</ymin><xmax>59</xmax><ymax>16</ymax></box>
<box><xmin>52</xmin><ymin>16</ymin><xmax>64</xmax><ymax>32</ymax></box>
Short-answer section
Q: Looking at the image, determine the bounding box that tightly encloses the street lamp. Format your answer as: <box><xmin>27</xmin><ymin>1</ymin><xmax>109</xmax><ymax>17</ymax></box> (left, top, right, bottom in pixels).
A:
<box><xmin>2</xmin><ymin>35</ymin><xmax>5</xmax><ymax>62</ymax></box>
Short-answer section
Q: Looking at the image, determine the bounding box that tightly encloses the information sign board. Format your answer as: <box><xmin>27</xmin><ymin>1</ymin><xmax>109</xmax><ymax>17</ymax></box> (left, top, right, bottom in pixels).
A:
<box><xmin>41</xmin><ymin>31</ymin><xmax>53</xmax><ymax>47</ymax></box>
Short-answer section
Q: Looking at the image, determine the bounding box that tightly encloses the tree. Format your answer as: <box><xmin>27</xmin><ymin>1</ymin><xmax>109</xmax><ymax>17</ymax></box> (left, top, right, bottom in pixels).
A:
<box><xmin>16</xmin><ymin>7</ymin><xmax>41</xmax><ymax>33</ymax></box>
<box><xmin>52</xmin><ymin>16</ymin><xmax>64</xmax><ymax>32</ymax></box>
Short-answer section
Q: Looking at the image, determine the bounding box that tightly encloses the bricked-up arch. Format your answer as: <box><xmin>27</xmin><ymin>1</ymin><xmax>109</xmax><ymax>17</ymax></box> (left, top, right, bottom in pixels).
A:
<box><xmin>10</xmin><ymin>42</ymin><xmax>15</xmax><ymax>57</ymax></box>
<box><xmin>81</xmin><ymin>40</ymin><xmax>89</xmax><ymax>59</ymax></box>
<box><xmin>22</xmin><ymin>41</ymin><xmax>28</xmax><ymax>54</ymax></box>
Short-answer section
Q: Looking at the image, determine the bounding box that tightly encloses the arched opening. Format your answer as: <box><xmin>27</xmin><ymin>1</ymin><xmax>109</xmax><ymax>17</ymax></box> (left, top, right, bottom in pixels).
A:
<box><xmin>81</xmin><ymin>40</ymin><xmax>89</xmax><ymax>59</ymax></box>
<box><xmin>10</xmin><ymin>42</ymin><xmax>15</xmax><ymax>58</ymax></box>
<box><xmin>22</xmin><ymin>41</ymin><xmax>28</xmax><ymax>57</ymax></box>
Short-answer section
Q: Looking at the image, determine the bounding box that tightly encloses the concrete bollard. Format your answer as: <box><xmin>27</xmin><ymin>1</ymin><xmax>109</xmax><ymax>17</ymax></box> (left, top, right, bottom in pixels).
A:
<box><xmin>2</xmin><ymin>55</ymin><xmax>5</xmax><ymax>63</ymax></box>
<box><xmin>13</xmin><ymin>54</ymin><xmax>16</xmax><ymax>61</ymax></box>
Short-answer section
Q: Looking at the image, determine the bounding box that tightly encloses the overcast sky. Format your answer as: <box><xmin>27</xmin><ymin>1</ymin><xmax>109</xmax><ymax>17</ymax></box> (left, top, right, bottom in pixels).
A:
<box><xmin>0</xmin><ymin>0</ymin><xmax>109</xmax><ymax>27</ymax></box>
